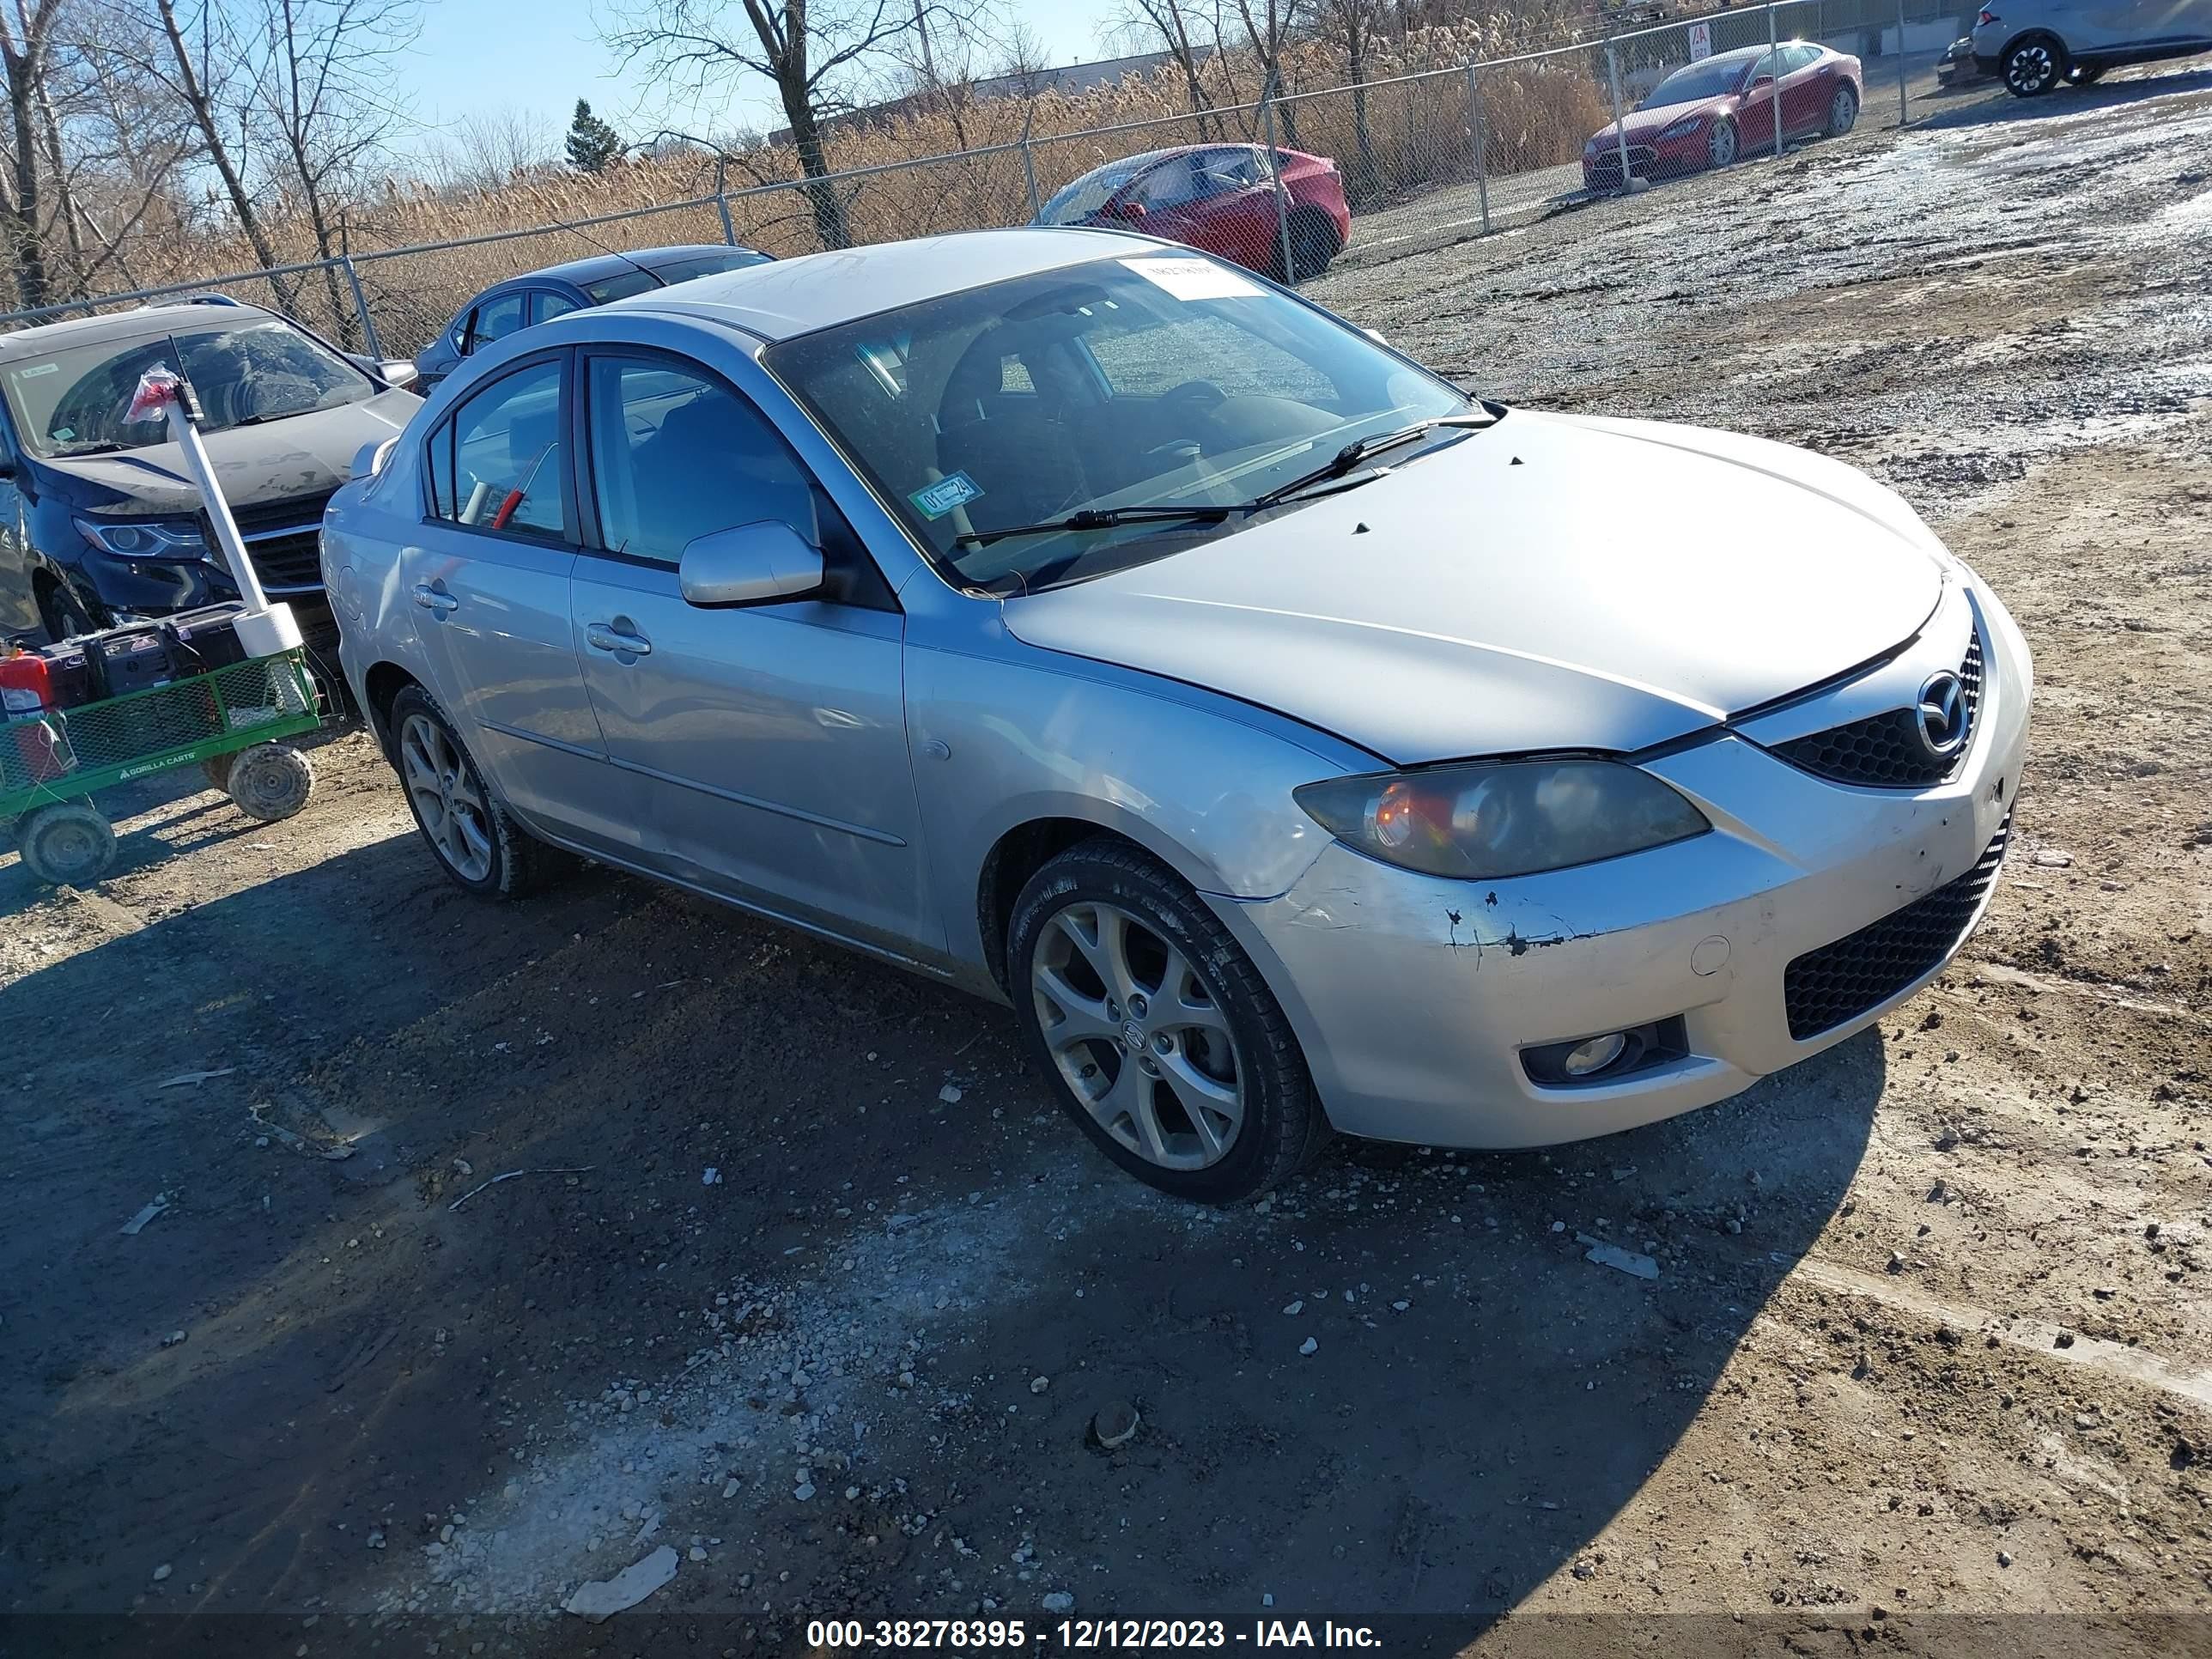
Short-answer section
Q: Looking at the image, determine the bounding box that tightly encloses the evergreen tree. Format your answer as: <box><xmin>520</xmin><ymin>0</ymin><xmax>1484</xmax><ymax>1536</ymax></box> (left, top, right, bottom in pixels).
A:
<box><xmin>565</xmin><ymin>100</ymin><xmax>623</xmax><ymax>173</ymax></box>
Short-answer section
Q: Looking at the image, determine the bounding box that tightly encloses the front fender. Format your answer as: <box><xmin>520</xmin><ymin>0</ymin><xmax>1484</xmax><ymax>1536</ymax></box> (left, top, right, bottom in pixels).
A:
<box><xmin>903</xmin><ymin>623</ymin><xmax>1366</xmax><ymax>977</ymax></box>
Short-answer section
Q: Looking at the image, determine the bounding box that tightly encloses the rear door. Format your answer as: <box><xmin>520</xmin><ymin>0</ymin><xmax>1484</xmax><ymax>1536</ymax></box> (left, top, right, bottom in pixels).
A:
<box><xmin>1781</xmin><ymin>45</ymin><xmax>1830</xmax><ymax>134</ymax></box>
<box><xmin>401</xmin><ymin>351</ymin><xmax>636</xmax><ymax>856</ymax></box>
<box><xmin>567</xmin><ymin>348</ymin><xmax>938</xmax><ymax>953</ymax></box>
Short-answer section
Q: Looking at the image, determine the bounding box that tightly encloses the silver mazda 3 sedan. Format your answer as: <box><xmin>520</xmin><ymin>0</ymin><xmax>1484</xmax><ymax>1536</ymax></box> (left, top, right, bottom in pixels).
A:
<box><xmin>324</xmin><ymin>228</ymin><xmax>2031</xmax><ymax>1202</ymax></box>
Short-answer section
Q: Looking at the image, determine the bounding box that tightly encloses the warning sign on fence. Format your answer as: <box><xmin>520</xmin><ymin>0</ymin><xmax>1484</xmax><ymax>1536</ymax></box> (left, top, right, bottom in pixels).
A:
<box><xmin>1688</xmin><ymin>20</ymin><xmax>1713</xmax><ymax>58</ymax></box>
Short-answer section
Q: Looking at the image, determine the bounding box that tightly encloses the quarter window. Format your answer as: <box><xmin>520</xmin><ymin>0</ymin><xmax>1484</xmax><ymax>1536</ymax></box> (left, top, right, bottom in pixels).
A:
<box><xmin>585</xmin><ymin>356</ymin><xmax>818</xmax><ymax>566</ymax></box>
<box><xmin>428</xmin><ymin>357</ymin><xmax>568</xmax><ymax>537</ymax></box>
<box><xmin>532</xmin><ymin>289</ymin><xmax>583</xmax><ymax>325</ymax></box>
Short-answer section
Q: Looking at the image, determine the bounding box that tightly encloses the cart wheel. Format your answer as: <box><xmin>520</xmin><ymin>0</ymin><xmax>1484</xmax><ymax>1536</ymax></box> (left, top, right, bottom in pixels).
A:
<box><xmin>204</xmin><ymin>752</ymin><xmax>236</xmax><ymax>791</ymax></box>
<box><xmin>16</xmin><ymin>802</ymin><xmax>117</xmax><ymax>886</ymax></box>
<box><xmin>227</xmin><ymin>743</ymin><xmax>314</xmax><ymax>823</ymax></box>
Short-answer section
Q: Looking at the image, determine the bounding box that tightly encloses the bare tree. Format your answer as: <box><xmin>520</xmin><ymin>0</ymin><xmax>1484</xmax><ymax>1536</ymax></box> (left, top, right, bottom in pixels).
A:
<box><xmin>990</xmin><ymin>15</ymin><xmax>1050</xmax><ymax>94</ymax></box>
<box><xmin>252</xmin><ymin>0</ymin><xmax>418</xmax><ymax>342</ymax></box>
<box><xmin>0</xmin><ymin>0</ymin><xmax>71</xmax><ymax>305</ymax></box>
<box><xmin>600</xmin><ymin>0</ymin><xmax>988</xmax><ymax>252</ymax></box>
<box><xmin>426</xmin><ymin>104</ymin><xmax>556</xmax><ymax>194</ymax></box>
<box><xmin>1232</xmin><ymin>0</ymin><xmax>1305</xmax><ymax>145</ymax></box>
<box><xmin>1316</xmin><ymin>0</ymin><xmax>1380</xmax><ymax>200</ymax></box>
<box><xmin>1107</xmin><ymin>0</ymin><xmax>1221</xmax><ymax>134</ymax></box>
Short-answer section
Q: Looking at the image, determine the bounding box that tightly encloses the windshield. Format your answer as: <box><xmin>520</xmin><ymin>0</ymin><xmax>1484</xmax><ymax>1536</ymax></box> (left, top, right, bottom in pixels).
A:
<box><xmin>1639</xmin><ymin>57</ymin><xmax>1753</xmax><ymax>108</ymax></box>
<box><xmin>764</xmin><ymin>252</ymin><xmax>1476</xmax><ymax>592</ymax></box>
<box><xmin>1036</xmin><ymin>154</ymin><xmax>1164</xmax><ymax>225</ymax></box>
<box><xmin>1</xmin><ymin>317</ymin><xmax>375</xmax><ymax>458</ymax></box>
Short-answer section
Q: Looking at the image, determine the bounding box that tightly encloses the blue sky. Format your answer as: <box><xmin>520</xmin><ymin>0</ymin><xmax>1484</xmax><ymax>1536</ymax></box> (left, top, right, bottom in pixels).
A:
<box><xmin>400</xmin><ymin>0</ymin><xmax>1124</xmax><ymax>161</ymax></box>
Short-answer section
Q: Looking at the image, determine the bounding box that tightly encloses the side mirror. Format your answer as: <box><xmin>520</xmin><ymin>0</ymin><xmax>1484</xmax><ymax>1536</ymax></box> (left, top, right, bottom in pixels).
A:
<box><xmin>350</xmin><ymin>437</ymin><xmax>397</xmax><ymax>481</ymax></box>
<box><xmin>380</xmin><ymin>361</ymin><xmax>421</xmax><ymax>389</ymax></box>
<box><xmin>678</xmin><ymin>520</ymin><xmax>823</xmax><ymax>608</ymax></box>
<box><xmin>1105</xmin><ymin>198</ymin><xmax>1147</xmax><ymax>221</ymax></box>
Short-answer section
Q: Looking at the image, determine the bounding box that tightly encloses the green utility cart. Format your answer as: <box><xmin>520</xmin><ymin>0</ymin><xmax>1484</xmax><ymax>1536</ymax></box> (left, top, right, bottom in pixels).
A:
<box><xmin>3</xmin><ymin>646</ymin><xmax>322</xmax><ymax>887</ymax></box>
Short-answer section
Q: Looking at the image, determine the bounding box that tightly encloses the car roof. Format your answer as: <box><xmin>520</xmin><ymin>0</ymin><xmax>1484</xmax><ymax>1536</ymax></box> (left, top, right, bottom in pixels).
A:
<box><xmin>0</xmin><ymin>300</ymin><xmax>279</xmax><ymax>359</ymax></box>
<box><xmin>501</xmin><ymin>244</ymin><xmax>761</xmax><ymax>288</ymax></box>
<box><xmin>611</xmin><ymin>227</ymin><xmax>1164</xmax><ymax>343</ymax></box>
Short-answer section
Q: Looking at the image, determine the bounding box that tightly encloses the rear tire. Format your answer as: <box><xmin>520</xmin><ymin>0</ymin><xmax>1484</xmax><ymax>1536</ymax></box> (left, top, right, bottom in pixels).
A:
<box><xmin>1276</xmin><ymin>210</ymin><xmax>1341</xmax><ymax>283</ymax></box>
<box><xmin>2002</xmin><ymin>33</ymin><xmax>2065</xmax><ymax>95</ymax></box>
<box><xmin>1007</xmin><ymin>836</ymin><xmax>1329</xmax><ymax>1203</ymax></box>
<box><xmin>1826</xmin><ymin>82</ymin><xmax>1860</xmax><ymax>136</ymax></box>
<box><xmin>16</xmin><ymin>801</ymin><xmax>116</xmax><ymax>886</ymax></box>
<box><xmin>389</xmin><ymin>684</ymin><xmax>574</xmax><ymax>898</ymax></box>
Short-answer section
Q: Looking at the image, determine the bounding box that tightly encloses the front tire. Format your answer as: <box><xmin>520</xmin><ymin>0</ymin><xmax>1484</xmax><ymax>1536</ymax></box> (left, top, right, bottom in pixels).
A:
<box><xmin>389</xmin><ymin>684</ymin><xmax>573</xmax><ymax>898</ymax></box>
<box><xmin>1008</xmin><ymin>837</ymin><xmax>1328</xmax><ymax>1203</ymax></box>
<box><xmin>1706</xmin><ymin>118</ymin><xmax>1740</xmax><ymax>170</ymax></box>
<box><xmin>16</xmin><ymin>801</ymin><xmax>116</xmax><ymax>886</ymax></box>
<box><xmin>2002</xmin><ymin>34</ymin><xmax>2064</xmax><ymax>95</ymax></box>
<box><xmin>37</xmin><ymin>577</ymin><xmax>99</xmax><ymax>644</ymax></box>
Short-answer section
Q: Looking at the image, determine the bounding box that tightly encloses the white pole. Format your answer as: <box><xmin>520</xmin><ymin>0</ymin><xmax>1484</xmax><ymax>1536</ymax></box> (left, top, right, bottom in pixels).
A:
<box><xmin>1605</xmin><ymin>43</ymin><xmax>1634</xmax><ymax>192</ymax></box>
<box><xmin>130</xmin><ymin>367</ymin><xmax>301</xmax><ymax>657</ymax></box>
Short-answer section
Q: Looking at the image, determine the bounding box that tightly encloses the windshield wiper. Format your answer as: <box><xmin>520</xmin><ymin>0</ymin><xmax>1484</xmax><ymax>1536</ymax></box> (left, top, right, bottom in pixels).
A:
<box><xmin>1237</xmin><ymin>409</ymin><xmax>1500</xmax><ymax>514</ymax></box>
<box><xmin>954</xmin><ymin>503</ymin><xmax>1234</xmax><ymax>549</ymax></box>
<box><xmin>49</xmin><ymin>441</ymin><xmax>125</xmax><ymax>457</ymax></box>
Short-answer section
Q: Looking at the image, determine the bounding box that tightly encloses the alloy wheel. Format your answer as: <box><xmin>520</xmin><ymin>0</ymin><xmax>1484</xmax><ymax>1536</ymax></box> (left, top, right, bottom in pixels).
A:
<box><xmin>1030</xmin><ymin>900</ymin><xmax>1244</xmax><ymax>1171</ymax></box>
<box><xmin>1709</xmin><ymin>120</ymin><xmax>1738</xmax><ymax>168</ymax></box>
<box><xmin>399</xmin><ymin>713</ymin><xmax>494</xmax><ymax>883</ymax></box>
<box><xmin>1830</xmin><ymin>85</ymin><xmax>1857</xmax><ymax>134</ymax></box>
<box><xmin>2007</xmin><ymin>41</ymin><xmax>2057</xmax><ymax>94</ymax></box>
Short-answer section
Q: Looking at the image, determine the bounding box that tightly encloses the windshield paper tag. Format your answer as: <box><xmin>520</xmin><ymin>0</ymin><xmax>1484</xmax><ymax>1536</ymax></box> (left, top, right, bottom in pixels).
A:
<box><xmin>909</xmin><ymin>471</ymin><xmax>982</xmax><ymax>520</ymax></box>
<box><xmin>1120</xmin><ymin>257</ymin><xmax>1263</xmax><ymax>301</ymax></box>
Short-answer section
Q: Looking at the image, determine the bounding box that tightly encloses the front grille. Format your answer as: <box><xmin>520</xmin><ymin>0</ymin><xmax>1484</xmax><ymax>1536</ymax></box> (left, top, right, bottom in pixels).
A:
<box><xmin>243</xmin><ymin>529</ymin><xmax>324</xmax><ymax>592</ymax></box>
<box><xmin>1587</xmin><ymin>144</ymin><xmax>1656</xmax><ymax>183</ymax></box>
<box><xmin>1782</xmin><ymin>812</ymin><xmax>2012</xmax><ymax>1042</ymax></box>
<box><xmin>205</xmin><ymin>491</ymin><xmax>332</xmax><ymax>594</ymax></box>
<box><xmin>1772</xmin><ymin>631</ymin><xmax>1984</xmax><ymax>788</ymax></box>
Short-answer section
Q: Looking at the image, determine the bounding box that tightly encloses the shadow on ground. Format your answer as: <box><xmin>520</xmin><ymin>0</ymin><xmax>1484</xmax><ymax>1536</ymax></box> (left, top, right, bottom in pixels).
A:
<box><xmin>0</xmin><ymin>818</ymin><xmax>1885</xmax><ymax>1650</ymax></box>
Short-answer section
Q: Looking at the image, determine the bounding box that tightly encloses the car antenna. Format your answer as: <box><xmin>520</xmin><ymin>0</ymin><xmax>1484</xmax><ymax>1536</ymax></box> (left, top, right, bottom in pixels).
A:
<box><xmin>545</xmin><ymin>215</ymin><xmax>664</xmax><ymax>285</ymax></box>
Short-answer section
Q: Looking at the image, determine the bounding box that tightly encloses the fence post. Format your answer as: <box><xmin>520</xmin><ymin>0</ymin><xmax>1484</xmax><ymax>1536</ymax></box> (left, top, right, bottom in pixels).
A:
<box><xmin>1605</xmin><ymin>42</ymin><xmax>1633</xmax><ymax>192</ymax></box>
<box><xmin>1019</xmin><ymin>105</ymin><xmax>1042</xmax><ymax>222</ymax></box>
<box><xmin>338</xmin><ymin>256</ymin><xmax>384</xmax><ymax>362</ymax></box>
<box><xmin>1258</xmin><ymin>77</ymin><xmax>1295</xmax><ymax>281</ymax></box>
<box><xmin>1468</xmin><ymin>64</ymin><xmax>1490</xmax><ymax>235</ymax></box>
<box><xmin>714</xmin><ymin>155</ymin><xmax>738</xmax><ymax>246</ymax></box>
<box><xmin>1768</xmin><ymin>2</ymin><xmax>1786</xmax><ymax>158</ymax></box>
<box><xmin>1896</xmin><ymin>0</ymin><xmax>1911</xmax><ymax>125</ymax></box>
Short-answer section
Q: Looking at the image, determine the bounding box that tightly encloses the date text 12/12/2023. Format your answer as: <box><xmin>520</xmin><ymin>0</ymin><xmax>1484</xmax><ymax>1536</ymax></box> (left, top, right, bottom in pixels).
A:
<box><xmin>805</xmin><ymin>1619</ymin><xmax>1385</xmax><ymax>1649</ymax></box>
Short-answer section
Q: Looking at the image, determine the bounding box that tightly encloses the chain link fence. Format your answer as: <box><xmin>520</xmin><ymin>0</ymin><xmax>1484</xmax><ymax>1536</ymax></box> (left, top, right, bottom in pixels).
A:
<box><xmin>0</xmin><ymin>0</ymin><xmax>1982</xmax><ymax>359</ymax></box>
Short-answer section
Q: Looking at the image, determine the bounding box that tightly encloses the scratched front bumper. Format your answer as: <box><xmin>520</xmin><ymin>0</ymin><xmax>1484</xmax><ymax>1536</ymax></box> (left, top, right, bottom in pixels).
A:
<box><xmin>1209</xmin><ymin>583</ymin><xmax>2033</xmax><ymax>1150</ymax></box>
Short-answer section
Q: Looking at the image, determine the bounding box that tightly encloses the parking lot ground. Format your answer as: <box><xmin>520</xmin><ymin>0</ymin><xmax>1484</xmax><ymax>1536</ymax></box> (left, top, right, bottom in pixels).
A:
<box><xmin>3</xmin><ymin>62</ymin><xmax>2211</xmax><ymax>1659</ymax></box>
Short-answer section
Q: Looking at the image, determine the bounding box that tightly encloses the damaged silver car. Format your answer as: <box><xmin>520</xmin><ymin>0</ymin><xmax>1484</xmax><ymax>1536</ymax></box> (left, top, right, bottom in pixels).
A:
<box><xmin>325</xmin><ymin>228</ymin><xmax>2030</xmax><ymax>1201</ymax></box>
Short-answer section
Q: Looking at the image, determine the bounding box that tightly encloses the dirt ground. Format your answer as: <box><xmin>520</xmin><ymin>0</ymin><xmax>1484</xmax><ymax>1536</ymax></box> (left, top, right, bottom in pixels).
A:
<box><xmin>3</xmin><ymin>64</ymin><xmax>2210</xmax><ymax>1659</ymax></box>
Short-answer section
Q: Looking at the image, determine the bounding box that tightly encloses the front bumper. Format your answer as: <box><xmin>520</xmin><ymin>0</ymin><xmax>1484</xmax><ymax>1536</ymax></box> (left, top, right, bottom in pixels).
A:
<box><xmin>1583</xmin><ymin>135</ymin><xmax>1703</xmax><ymax>191</ymax></box>
<box><xmin>1212</xmin><ymin>582</ymin><xmax>2032</xmax><ymax>1150</ymax></box>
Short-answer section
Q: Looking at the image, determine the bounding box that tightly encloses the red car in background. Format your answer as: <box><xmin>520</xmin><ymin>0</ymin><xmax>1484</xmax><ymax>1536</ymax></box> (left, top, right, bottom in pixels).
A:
<box><xmin>1583</xmin><ymin>41</ymin><xmax>1863</xmax><ymax>192</ymax></box>
<box><xmin>1034</xmin><ymin>143</ymin><xmax>1352</xmax><ymax>281</ymax></box>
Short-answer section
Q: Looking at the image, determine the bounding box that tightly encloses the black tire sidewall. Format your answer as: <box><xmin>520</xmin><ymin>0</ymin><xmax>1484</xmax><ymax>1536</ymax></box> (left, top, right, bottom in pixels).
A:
<box><xmin>227</xmin><ymin>744</ymin><xmax>313</xmax><ymax>822</ymax></box>
<box><xmin>19</xmin><ymin>804</ymin><xmax>114</xmax><ymax>885</ymax></box>
<box><xmin>1006</xmin><ymin>838</ymin><xmax>1320</xmax><ymax>1203</ymax></box>
<box><xmin>2007</xmin><ymin>37</ymin><xmax>2062</xmax><ymax>94</ymax></box>
<box><xmin>390</xmin><ymin>685</ymin><xmax>520</xmax><ymax>897</ymax></box>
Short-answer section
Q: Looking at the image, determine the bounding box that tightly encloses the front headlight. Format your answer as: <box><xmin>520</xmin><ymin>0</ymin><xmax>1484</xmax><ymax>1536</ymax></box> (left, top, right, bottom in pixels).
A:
<box><xmin>1293</xmin><ymin>759</ymin><xmax>1710</xmax><ymax>881</ymax></box>
<box><xmin>1659</xmin><ymin>115</ymin><xmax>1705</xmax><ymax>139</ymax></box>
<box><xmin>74</xmin><ymin>516</ymin><xmax>210</xmax><ymax>561</ymax></box>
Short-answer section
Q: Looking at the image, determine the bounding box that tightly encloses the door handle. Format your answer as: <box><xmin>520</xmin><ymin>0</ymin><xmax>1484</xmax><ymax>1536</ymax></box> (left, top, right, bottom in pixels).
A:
<box><xmin>586</xmin><ymin>621</ymin><xmax>652</xmax><ymax>658</ymax></box>
<box><xmin>412</xmin><ymin>583</ymin><xmax>458</xmax><ymax>615</ymax></box>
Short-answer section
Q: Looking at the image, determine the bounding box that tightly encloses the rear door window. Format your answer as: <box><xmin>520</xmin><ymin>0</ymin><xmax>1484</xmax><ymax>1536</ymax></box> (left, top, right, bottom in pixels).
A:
<box><xmin>466</xmin><ymin>292</ymin><xmax>526</xmax><ymax>354</ymax></box>
<box><xmin>429</xmin><ymin>356</ymin><xmax>569</xmax><ymax>538</ymax></box>
<box><xmin>532</xmin><ymin>289</ymin><xmax>583</xmax><ymax>325</ymax></box>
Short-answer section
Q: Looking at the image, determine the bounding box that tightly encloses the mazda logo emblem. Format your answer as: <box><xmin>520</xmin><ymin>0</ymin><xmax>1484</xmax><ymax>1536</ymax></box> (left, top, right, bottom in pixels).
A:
<box><xmin>1915</xmin><ymin>672</ymin><xmax>1968</xmax><ymax>760</ymax></box>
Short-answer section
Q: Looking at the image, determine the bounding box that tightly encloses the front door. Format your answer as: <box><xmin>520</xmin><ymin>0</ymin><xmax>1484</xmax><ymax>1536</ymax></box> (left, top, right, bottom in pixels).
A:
<box><xmin>566</xmin><ymin>350</ymin><xmax>939</xmax><ymax>956</ymax></box>
<box><xmin>403</xmin><ymin>350</ymin><xmax>637</xmax><ymax>857</ymax></box>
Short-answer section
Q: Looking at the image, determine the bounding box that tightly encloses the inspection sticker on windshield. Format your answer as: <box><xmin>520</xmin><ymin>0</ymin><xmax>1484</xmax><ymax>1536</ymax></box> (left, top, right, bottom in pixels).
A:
<box><xmin>909</xmin><ymin>471</ymin><xmax>982</xmax><ymax>520</ymax></box>
<box><xmin>1120</xmin><ymin>257</ymin><xmax>1263</xmax><ymax>301</ymax></box>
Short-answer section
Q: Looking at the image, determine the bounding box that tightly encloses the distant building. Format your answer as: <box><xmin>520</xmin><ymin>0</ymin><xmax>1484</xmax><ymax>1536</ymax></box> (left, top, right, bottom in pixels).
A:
<box><xmin>770</xmin><ymin>48</ymin><xmax>1213</xmax><ymax>145</ymax></box>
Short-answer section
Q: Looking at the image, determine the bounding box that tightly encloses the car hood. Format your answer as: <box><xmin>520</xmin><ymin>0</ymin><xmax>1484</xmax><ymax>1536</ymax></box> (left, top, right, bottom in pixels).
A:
<box><xmin>1000</xmin><ymin>410</ymin><xmax>1948</xmax><ymax>764</ymax></box>
<box><xmin>41</xmin><ymin>391</ymin><xmax>418</xmax><ymax>516</ymax></box>
<box><xmin>1592</xmin><ymin>96</ymin><xmax>1731</xmax><ymax>145</ymax></box>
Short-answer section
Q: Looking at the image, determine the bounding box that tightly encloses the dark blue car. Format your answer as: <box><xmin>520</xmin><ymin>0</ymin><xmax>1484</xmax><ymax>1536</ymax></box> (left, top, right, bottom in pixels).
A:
<box><xmin>413</xmin><ymin>245</ymin><xmax>772</xmax><ymax>391</ymax></box>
